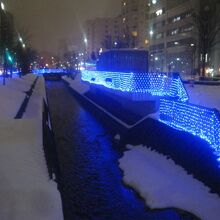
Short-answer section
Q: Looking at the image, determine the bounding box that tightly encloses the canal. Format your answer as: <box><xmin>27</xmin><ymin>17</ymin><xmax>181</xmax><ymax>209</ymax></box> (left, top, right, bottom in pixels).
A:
<box><xmin>46</xmin><ymin>81</ymin><xmax>198</xmax><ymax>220</ymax></box>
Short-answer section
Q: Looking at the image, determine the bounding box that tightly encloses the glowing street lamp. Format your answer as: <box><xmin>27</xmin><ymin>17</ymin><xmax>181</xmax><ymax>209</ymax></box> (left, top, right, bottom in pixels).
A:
<box><xmin>1</xmin><ymin>2</ymin><xmax>5</xmax><ymax>11</ymax></box>
<box><xmin>84</xmin><ymin>37</ymin><xmax>88</xmax><ymax>45</ymax></box>
<box><xmin>149</xmin><ymin>30</ymin><xmax>154</xmax><ymax>36</ymax></box>
<box><xmin>22</xmin><ymin>43</ymin><xmax>26</xmax><ymax>48</ymax></box>
<box><xmin>19</xmin><ymin>37</ymin><xmax>23</xmax><ymax>43</ymax></box>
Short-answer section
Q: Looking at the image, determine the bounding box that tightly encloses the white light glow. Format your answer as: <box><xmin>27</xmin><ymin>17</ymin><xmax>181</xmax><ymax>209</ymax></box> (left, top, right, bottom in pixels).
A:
<box><xmin>1</xmin><ymin>2</ymin><xmax>5</xmax><ymax>10</ymax></box>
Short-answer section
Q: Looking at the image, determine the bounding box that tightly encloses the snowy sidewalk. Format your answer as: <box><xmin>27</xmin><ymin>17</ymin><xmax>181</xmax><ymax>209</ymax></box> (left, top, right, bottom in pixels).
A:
<box><xmin>0</xmin><ymin>74</ymin><xmax>63</xmax><ymax>220</ymax></box>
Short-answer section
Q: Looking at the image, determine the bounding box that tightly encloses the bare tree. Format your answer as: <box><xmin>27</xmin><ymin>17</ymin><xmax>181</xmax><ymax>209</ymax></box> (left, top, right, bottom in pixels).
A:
<box><xmin>191</xmin><ymin>0</ymin><xmax>220</xmax><ymax>76</ymax></box>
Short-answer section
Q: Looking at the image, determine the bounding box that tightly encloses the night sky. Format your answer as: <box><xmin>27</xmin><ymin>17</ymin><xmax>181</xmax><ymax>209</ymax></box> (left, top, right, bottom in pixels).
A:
<box><xmin>6</xmin><ymin>0</ymin><xmax>121</xmax><ymax>54</ymax></box>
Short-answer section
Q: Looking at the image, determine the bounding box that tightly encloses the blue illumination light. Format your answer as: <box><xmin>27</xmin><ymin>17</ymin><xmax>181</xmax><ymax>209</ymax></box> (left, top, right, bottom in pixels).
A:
<box><xmin>81</xmin><ymin>70</ymin><xmax>188</xmax><ymax>101</ymax></box>
<box><xmin>81</xmin><ymin>69</ymin><xmax>220</xmax><ymax>162</ymax></box>
<box><xmin>32</xmin><ymin>68</ymin><xmax>66</xmax><ymax>74</ymax></box>
<box><xmin>160</xmin><ymin>99</ymin><xmax>220</xmax><ymax>159</ymax></box>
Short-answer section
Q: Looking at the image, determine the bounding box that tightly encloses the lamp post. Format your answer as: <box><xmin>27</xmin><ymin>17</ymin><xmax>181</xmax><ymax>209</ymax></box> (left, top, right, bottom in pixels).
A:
<box><xmin>84</xmin><ymin>37</ymin><xmax>88</xmax><ymax>66</ymax></box>
<box><xmin>0</xmin><ymin>1</ymin><xmax>6</xmax><ymax>85</ymax></box>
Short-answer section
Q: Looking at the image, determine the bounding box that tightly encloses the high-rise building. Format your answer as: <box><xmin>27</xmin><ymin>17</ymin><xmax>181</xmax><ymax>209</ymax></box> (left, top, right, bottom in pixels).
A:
<box><xmin>121</xmin><ymin>0</ymin><xmax>149</xmax><ymax>48</ymax></box>
<box><xmin>85</xmin><ymin>16</ymin><xmax>123</xmax><ymax>58</ymax></box>
<box><xmin>147</xmin><ymin>0</ymin><xmax>199</xmax><ymax>75</ymax></box>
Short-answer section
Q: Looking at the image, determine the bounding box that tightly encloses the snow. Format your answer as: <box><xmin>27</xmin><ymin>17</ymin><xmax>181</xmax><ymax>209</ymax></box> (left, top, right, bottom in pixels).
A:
<box><xmin>0</xmin><ymin>74</ymin><xmax>63</xmax><ymax>219</ymax></box>
<box><xmin>23</xmin><ymin>76</ymin><xmax>47</xmax><ymax>119</ymax></box>
<box><xmin>62</xmin><ymin>76</ymin><xmax>90</xmax><ymax>94</ymax></box>
<box><xmin>185</xmin><ymin>84</ymin><xmax>220</xmax><ymax>111</ymax></box>
<box><xmin>114</xmin><ymin>134</ymin><xmax>121</xmax><ymax>140</ymax></box>
<box><xmin>0</xmin><ymin>74</ymin><xmax>37</xmax><ymax>119</ymax></box>
<box><xmin>119</xmin><ymin>145</ymin><xmax>220</xmax><ymax>220</ymax></box>
<box><xmin>0</xmin><ymin>119</ymin><xmax>63</xmax><ymax>220</ymax></box>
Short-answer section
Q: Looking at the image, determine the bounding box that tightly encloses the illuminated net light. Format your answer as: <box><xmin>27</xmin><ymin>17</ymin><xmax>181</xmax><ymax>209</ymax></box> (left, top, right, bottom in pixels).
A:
<box><xmin>81</xmin><ymin>70</ymin><xmax>188</xmax><ymax>101</ymax></box>
<box><xmin>160</xmin><ymin>99</ymin><xmax>220</xmax><ymax>159</ymax></box>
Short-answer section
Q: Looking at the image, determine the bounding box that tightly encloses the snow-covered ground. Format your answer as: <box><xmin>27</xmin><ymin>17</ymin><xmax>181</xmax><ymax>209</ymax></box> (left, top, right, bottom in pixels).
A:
<box><xmin>185</xmin><ymin>84</ymin><xmax>220</xmax><ymax>111</ymax></box>
<box><xmin>0</xmin><ymin>74</ymin><xmax>63</xmax><ymax>220</ymax></box>
<box><xmin>119</xmin><ymin>145</ymin><xmax>220</xmax><ymax>220</ymax></box>
<box><xmin>0</xmin><ymin>75</ymin><xmax>37</xmax><ymax>119</ymax></box>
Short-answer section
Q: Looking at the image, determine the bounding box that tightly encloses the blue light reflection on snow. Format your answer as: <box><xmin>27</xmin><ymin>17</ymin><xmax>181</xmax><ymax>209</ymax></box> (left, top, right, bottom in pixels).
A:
<box><xmin>159</xmin><ymin>99</ymin><xmax>220</xmax><ymax>160</ymax></box>
<box><xmin>81</xmin><ymin>70</ymin><xmax>189</xmax><ymax>102</ymax></box>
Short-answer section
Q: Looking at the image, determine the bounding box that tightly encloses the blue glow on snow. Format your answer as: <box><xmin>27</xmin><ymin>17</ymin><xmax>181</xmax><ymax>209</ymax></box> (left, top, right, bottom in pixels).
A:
<box><xmin>160</xmin><ymin>99</ymin><xmax>220</xmax><ymax>159</ymax></box>
<box><xmin>81</xmin><ymin>70</ymin><xmax>188</xmax><ymax>101</ymax></box>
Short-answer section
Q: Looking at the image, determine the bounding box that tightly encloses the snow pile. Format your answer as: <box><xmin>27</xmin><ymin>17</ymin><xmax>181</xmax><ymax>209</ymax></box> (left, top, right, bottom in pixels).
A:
<box><xmin>0</xmin><ymin>119</ymin><xmax>63</xmax><ymax>220</ymax></box>
<box><xmin>185</xmin><ymin>84</ymin><xmax>220</xmax><ymax>111</ymax></box>
<box><xmin>62</xmin><ymin>76</ymin><xmax>90</xmax><ymax>94</ymax></box>
<box><xmin>119</xmin><ymin>145</ymin><xmax>220</xmax><ymax>220</ymax></box>
<box><xmin>114</xmin><ymin>134</ymin><xmax>121</xmax><ymax>140</ymax></box>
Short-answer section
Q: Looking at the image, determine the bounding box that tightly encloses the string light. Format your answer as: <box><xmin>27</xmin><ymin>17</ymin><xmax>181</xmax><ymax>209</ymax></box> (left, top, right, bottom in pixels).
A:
<box><xmin>160</xmin><ymin>99</ymin><xmax>220</xmax><ymax>160</ymax></box>
<box><xmin>81</xmin><ymin>70</ymin><xmax>220</xmax><ymax>162</ymax></box>
<box><xmin>81</xmin><ymin>70</ymin><xmax>188</xmax><ymax>101</ymax></box>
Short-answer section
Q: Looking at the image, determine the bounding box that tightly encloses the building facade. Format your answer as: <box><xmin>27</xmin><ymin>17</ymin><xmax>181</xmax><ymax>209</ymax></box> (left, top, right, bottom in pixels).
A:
<box><xmin>85</xmin><ymin>0</ymin><xmax>220</xmax><ymax>76</ymax></box>
<box><xmin>85</xmin><ymin>16</ymin><xmax>123</xmax><ymax>59</ymax></box>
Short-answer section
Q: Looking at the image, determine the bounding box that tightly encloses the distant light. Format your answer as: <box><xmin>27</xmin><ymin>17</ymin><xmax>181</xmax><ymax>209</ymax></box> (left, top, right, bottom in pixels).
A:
<box><xmin>99</xmin><ymin>48</ymin><xmax>103</xmax><ymax>54</ymax></box>
<box><xmin>114</xmin><ymin>42</ymin><xmax>118</xmax><ymax>46</ymax></box>
<box><xmin>152</xmin><ymin>0</ymin><xmax>157</xmax><ymax>4</ymax></box>
<box><xmin>145</xmin><ymin>39</ymin><xmax>149</xmax><ymax>45</ymax></box>
<box><xmin>19</xmin><ymin>37</ymin><xmax>23</xmax><ymax>43</ymax></box>
<box><xmin>1</xmin><ymin>2</ymin><xmax>5</xmax><ymax>10</ymax></box>
<box><xmin>155</xmin><ymin>57</ymin><xmax>159</xmax><ymax>61</ymax></box>
<box><xmin>156</xmin><ymin>9</ymin><xmax>163</xmax><ymax>16</ymax></box>
<box><xmin>174</xmin><ymin>41</ymin><xmax>179</xmax><ymax>45</ymax></box>
<box><xmin>190</xmin><ymin>43</ymin><xmax>195</xmax><ymax>47</ymax></box>
<box><xmin>22</xmin><ymin>44</ymin><xmax>26</xmax><ymax>48</ymax></box>
<box><xmin>176</xmin><ymin>58</ymin><xmax>180</xmax><ymax>61</ymax></box>
<box><xmin>149</xmin><ymin>30</ymin><xmax>154</xmax><ymax>36</ymax></box>
<box><xmin>84</xmin><ymin>38</ymin><xmax>88</xmax><ymax>45</ymax></box>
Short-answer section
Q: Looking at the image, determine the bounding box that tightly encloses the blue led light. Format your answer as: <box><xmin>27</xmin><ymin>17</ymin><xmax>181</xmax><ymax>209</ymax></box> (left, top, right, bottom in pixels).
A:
<box><xmin>159</xmin><ymin>99</ymin><xmax>220</xmax><ymax>159</ymax></box>
<box><xmin>81</xmin><ymin>70</ymin><xmax>188</xmax><ymax>101</ymax></box>
<box><xmin>32</xmin><ymin>68</ymin><xmax>66</xmax><ymax>74</ymax></box>
<box><xmin>81</xmin><ymin>69</ymin><xmax>220</xmax><ymax>162</ymax></box>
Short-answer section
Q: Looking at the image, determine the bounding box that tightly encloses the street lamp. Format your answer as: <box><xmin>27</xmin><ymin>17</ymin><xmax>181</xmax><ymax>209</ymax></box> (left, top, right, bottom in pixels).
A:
<box><xmin>1</xmin><ymin>1</ymin><xmax>6</xmax><ymax>85</ymax></box>
<box><xmin>1</xmin><ymin>2</ymin><xmax>5</xmax><ymax>11</ymax></box>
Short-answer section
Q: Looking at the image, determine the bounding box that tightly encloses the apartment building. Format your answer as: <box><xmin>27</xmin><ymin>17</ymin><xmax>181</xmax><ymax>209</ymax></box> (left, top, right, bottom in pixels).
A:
<box><xmin>121</xmin><ymin>0</ymin><xmax>149</xmax><ymax>48</ymax></box>
<box><xmin>85</xmin><ymin>16</ymin><xmax>123</xmax><ymax>58</ymax></box>
<box><xmin>85</xmin><ymin>0</ymin><xmax>219</xmax><ymax>76</ymax></box>
<box><xmin>147</xmin><ymin>0</ymin><xmax>199</xmax><ymax>75</ymax></box>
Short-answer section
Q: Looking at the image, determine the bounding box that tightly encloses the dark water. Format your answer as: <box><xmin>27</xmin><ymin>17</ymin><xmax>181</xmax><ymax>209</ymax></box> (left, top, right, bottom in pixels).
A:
<box><xmin>46</xmin><ymin>81</ymin><xmax>198</xmax><ymax>220</ymax></box>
